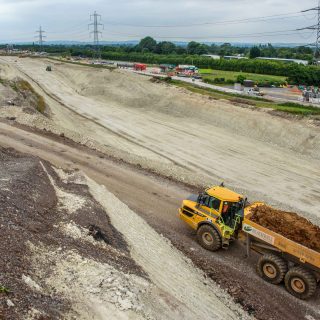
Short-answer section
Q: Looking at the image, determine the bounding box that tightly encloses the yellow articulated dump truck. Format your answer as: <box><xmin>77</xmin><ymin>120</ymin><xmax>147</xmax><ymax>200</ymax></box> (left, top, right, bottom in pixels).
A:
<box><xmin>179</xmin><ymin>185</ymin><xmax>320</xmax><ymax>299</ymax></box>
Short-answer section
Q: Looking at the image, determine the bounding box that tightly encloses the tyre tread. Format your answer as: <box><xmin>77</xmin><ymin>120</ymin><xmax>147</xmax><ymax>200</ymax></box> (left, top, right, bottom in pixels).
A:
<box><xmin>284</xmin><ymin>266</ymin><xmax>317</xmax><ymax>300</ymax></box>
<box><xmin>197</xmin><ymin>225</ymin><xmax>221</xmax><ymax>251</ymax></box>
<box><xmin>257</xmin><ymin>253</ymin><xmax>288</xmax><ymax>284</ymax></box>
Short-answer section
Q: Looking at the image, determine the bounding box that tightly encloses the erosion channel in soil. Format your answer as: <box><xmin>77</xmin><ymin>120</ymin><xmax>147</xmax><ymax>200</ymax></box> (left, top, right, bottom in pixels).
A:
<box><xmin>250</xmin><ymin>205</ymin><xmax>320</xmax><ymax>252</ymax></box>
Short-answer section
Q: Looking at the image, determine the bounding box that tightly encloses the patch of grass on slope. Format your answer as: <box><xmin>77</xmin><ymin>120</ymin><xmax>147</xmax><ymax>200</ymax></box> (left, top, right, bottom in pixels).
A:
<box><xmin>11</xmin><ymin>79</ymin><xmax>46</xmax><ymax>113</ymax></box>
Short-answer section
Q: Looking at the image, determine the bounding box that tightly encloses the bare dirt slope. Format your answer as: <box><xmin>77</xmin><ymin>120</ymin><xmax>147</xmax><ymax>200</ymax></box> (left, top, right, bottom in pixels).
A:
<box><xmin>0</xmin><ymin>57</ymin><xmax>319</xmax><ymax>225</ymax></box>
<box><xmin>0</xmin><ymin>147</ymin><xmax>144</xmax><ymax>319</ymax></box>
<box><xmin>0</xmin><ymin>121</ymin><xmax>319</xmax><ymax>320</ymax></box>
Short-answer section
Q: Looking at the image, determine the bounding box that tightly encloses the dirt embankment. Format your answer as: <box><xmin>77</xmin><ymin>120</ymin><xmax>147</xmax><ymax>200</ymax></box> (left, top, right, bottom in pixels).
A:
<box><xmin>0</xmin><ymin>147</ymin><xmax>143</xmax><ymax>319</ymax></box>
<box><xmin>250</xmin><ymin>205</ymin><xmax>320</xmax><ymax>252</ymax></box>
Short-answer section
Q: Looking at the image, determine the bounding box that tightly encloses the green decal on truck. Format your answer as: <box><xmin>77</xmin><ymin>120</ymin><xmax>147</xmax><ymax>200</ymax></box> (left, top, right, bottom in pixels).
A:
<box><xmin>243</xmin><ymin>225</ymin><xmax>252</xmax><ymax>232</ymax></box>
<box><xmin>243</xmin><ymin>223</ymin><xmax>275</xmax><ymax>245</ymax></box>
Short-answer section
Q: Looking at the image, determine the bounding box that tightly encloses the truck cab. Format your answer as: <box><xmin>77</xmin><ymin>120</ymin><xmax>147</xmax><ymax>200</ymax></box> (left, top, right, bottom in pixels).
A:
<box><xmin>179</xmin><ymin>185</ymin><xmax>245</xmax><ymax>250</ymax></box>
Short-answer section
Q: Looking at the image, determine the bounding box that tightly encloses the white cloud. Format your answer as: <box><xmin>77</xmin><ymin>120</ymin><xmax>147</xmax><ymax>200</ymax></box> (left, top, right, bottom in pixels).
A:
<box><xmin>0</xmin><ymin>0</ymin><xmax>318</xmax><ymax>44</ymax></box>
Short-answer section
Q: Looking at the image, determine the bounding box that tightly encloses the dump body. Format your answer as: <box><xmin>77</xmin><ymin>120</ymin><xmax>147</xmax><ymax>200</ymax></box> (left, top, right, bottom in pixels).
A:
<box><xmin>243</xmin><ymin>203</ymin><xmax>320</xmax><ymax>272</ymax></box>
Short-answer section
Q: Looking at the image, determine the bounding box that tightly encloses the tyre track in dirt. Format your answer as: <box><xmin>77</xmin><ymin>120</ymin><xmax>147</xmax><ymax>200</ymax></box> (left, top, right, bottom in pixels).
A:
<box><xmin>0</xmin><ymin>120</ymin><xmax>318</xmax><ymax>320</ymax></box>
<box><xmin>0</xmin><ymin>57</ymin><xmax>186</xmax><ymax>169</ymax></box>
<box><xmin>2</xmin><ymin>56</ymin><xmax>320</xmax><ymax>226</ymax></box>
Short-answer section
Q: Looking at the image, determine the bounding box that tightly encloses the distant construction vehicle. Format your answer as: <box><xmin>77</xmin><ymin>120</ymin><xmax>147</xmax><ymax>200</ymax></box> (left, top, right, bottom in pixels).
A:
<box><xmin>179</xmin><ymin>185</ymin><xmax>320</xmax><ymax>299</ymax></box>
<box><xmin>46</xmin><ymin>65</ymin><xmax>52</xmax><ymax>71</ymax></box>
<box><xmin>134</xmin><ymin>63</ymin><xmax>147</xmax><ymax>71</ymax></box>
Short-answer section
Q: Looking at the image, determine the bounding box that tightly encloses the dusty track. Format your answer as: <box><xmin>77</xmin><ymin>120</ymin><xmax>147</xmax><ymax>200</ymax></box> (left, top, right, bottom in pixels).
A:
<box><xmin>0</xmin><ymin>121</ymin><xmax>319</xmax><ymax>320</ymax></box>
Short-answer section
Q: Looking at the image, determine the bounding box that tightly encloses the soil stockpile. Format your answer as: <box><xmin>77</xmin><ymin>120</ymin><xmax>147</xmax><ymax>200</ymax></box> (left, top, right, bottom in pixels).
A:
<box><xmin>250</xmin><ymin>205</ymin><xmax>320</xmax><ymax>252</ymax></box>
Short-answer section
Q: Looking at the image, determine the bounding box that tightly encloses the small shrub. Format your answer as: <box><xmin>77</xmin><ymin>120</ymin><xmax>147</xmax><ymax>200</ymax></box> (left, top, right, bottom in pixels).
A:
<box><xmin>236</xmin><ymin>74</ymin><xmax>246</xmax><ymax>84</ymax></box>
<box><xmin>213</xmin><ymin>77</ymin><xmax>225</xmax><ymax>84</ymax></box>
<box><xmin>0</xmin><ymin>286</ymin><xmax>10</xmax><ymax>294</ymax></box>
<box><xmin>203</xmin><ymin>77</ymin><xmax>215</xmax><ymax>85</ymax></box>
<box><xmin>225</xmin><ymin>79</ymin><xmax>235</xmax><ymax>84</ymax></box>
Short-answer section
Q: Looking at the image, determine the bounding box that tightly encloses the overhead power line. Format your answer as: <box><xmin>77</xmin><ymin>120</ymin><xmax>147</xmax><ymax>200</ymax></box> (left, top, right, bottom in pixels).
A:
<box><xmin>297</xmin><ymin>0</ymin><xmax>320</xmax><ymax>61</ymax></box>
<box><xmin>46</xmin><ymin>20</ymin><xmax>91</xmax><ymax>34</ymax></box>
<box><xmin>106</xmin><ymin>28</ymin><xmax>302</xmax><ymax>40</ymax></box>
<box><xmin>104</xmin><ymin>11</ymin><xmax>309</xmax><ymax>28</ymax></box>
<box><xmin>88</xmin><ymin>11</ymin><xmax>104</xmax><ymax>59</ymax></box>
<box><xmin>35</xmin><ymin>26</ymin><xmax>46</xmax><ymax>52</ymax></box>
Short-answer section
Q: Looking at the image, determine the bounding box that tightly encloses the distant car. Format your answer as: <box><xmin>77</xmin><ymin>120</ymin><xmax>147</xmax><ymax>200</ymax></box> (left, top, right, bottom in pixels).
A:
<box><xmin>177</xmin><ymin>73</ymin><xmax>188</xmax><ymax>77</ymax></box>
<box><xmin>46</xmin><ymin>65</ymin><xmax>52</xmax><ymax>71</ymax></box>
<box><xmin>246</xmin><ymin>88</ymin><xmax>264</xmax><ymax>96</ymax></box>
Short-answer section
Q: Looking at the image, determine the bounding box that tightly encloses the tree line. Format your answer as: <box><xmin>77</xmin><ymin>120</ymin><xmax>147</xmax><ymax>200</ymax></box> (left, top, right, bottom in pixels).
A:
<box><xmin>104</xmin><ymin>37</ymin><xmax>314</xmax><ymax>62</ymax></box>
<box><xmin>5</xmin><ymin>37</ymin><xmax>320</xmax><ymax>85</ymax></box>
<box><xmin>15</xmin><ymin>36</ymin><xmax>311</xmax><ymax>61</ymax></box>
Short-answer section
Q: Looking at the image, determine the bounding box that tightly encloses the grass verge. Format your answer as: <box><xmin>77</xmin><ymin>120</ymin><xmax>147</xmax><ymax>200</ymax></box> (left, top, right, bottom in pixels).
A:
<box><xmin>168</xmin><ymin>79</ymin><xmax>320</xmax><ymax>116</ymax></box>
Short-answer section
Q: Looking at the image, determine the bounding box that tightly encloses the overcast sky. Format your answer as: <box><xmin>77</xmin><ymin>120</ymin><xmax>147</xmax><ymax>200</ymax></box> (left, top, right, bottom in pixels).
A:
<box><xmin>0</xmin><ymin>0</ymin><xmax>318</xmax><ymax>44</ymax></box>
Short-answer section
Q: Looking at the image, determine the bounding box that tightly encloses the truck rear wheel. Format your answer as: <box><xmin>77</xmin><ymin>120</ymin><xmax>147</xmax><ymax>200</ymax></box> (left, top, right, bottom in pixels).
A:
<box><xmin>284</xmin><ymin>266</ymin><xmax>317</xmax><ymax>300</ymax></box>
<box><xmin>197</xmin><ymin>225</ymin><xmax>221</xmax><ymax>251</ymax></box>
<box><xmin>257</xmin><ymin>254</ymin><xmax>288</xmax><ymax>284</ymax></box>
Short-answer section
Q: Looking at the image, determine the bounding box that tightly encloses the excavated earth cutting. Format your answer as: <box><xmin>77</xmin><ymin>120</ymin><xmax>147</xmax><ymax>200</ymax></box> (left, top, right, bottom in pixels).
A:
<box><xmin>250</xmin><ymin>205</ymin><xmax>320</xmax><ymax>252</ymax></box>
<box><xmin>0</xmin><ymin>56</ymin><xmax>320</xmax><ymax>226</ymax></box>
<box><xmin>1</xmin><ymin>56</ymin><xmax>320</xmax><ymax>320</ymax></box>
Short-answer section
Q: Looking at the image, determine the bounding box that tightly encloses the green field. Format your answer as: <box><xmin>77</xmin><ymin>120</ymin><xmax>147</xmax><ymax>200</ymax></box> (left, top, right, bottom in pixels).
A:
<box><xmin>200</xmin><ymin>69</ymin><xmax>287</xmax><ymax>84</ymax></box>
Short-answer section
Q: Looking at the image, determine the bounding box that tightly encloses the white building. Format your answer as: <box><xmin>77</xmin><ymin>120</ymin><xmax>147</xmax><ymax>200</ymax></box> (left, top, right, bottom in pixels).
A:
<box><xmin>224</xmin><ymin>55</ymin><xmax>248</xmax><ymax>60</ymax></box>
<box><xmin>255</xmin><ymin>57</ymin><xmax>309</xmax><ymax>66</ymax></box>
<box><xmin>202</xmin><ymin>54</ymin><xmax>221</xmax><ymax>60</ymax></box>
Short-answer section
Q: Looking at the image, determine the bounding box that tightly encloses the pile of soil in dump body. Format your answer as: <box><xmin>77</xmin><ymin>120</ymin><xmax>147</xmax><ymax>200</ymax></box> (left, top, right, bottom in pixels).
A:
<box><xmin>250</xmin><ymin>205</ymin><xmax>320</xmax><ymax>252</ymax></box>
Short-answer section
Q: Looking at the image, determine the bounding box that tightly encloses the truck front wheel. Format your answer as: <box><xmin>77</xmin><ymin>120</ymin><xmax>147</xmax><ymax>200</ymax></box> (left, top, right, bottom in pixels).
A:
<box><xmin>197</xmin><ymin>225</ymin><xmax>221</xmax><ymax>251</ymax></box>
<box><xmin>257</xmin><ymin>254</ymin><xmax>288</xmax><ymax>284</ymax></box>
<box><xmin>284</xmin><ymin>266</ymin><xmax>317</xmax><ymax>300</ymax></box>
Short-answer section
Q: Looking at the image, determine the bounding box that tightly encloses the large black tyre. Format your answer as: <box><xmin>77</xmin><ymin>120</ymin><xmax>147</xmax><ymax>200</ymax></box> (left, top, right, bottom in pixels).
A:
<box><xmin>197</xmin><ymin>225</ymin><xmax>221</xmax><ymax>251</ymax></box>
<box><xmin>284</xmin><ymin>266</ymin><xmax>317</xmax><ymax>300</ymax></box>
<box><xmin>257</xmin><ymin>254</ymin><xmax>288</xmax><ymax>284</ymax></box>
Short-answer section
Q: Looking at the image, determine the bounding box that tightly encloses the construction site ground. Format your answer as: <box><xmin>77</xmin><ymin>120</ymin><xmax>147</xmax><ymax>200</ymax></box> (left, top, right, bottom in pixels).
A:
<box><xmin>0</xmin><ymin>56</ymin><xmax>319</xmax><ymax>320</ymax></box>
